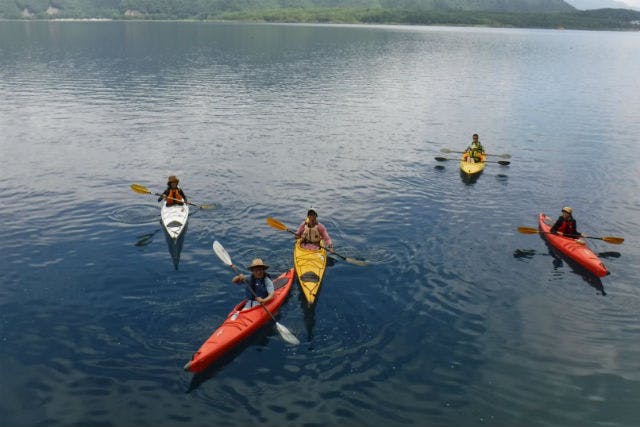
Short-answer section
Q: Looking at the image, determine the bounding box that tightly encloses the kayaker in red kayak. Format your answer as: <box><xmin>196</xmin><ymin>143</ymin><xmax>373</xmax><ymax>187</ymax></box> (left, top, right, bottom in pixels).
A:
<box><xmin>294</xmin><ymin>209</ymin><xmax>333</xmax><ymax>250</ymax></box>
<box><xmin>158</xmin><ymin>175</ymin><xmax>188</xmax><ymax>206</ymax></box>
<box><xmin>550</xmin><ymin>207</ymin><xmax>584</xmax><ymax>240</ymax></box>
<box><xmin>232</xmin><ymin>258</ymin><xmax>275</xmax><ymax>310</ymax></box>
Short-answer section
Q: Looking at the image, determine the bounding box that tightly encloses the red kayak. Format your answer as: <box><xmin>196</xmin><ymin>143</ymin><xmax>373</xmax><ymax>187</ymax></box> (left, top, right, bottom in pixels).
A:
<box><xmin>538</xmin><ymin>213</ymin><xmax>609</xmax><ymax>277</ymax></box>
<box><xmin>184</xmin><ymin>268</ymin><xmax>295</xmax><ymax>373</ymax></box>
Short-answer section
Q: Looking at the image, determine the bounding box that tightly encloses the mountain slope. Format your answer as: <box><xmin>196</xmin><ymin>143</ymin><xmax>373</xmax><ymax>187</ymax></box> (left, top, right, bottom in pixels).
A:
<box><xmin>0</xmin><ymin>0</ymin><xmax>576</xmax><ymax>16</ymax></box>
<box><xmin>3</xmin><ymin>0</ymin><xmax>640</xmax><ymax>30</ymax></box>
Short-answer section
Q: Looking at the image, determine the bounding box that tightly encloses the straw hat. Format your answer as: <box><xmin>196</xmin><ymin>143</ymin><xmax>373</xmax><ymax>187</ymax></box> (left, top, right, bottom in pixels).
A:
<box><xmin>247</xmin><ymin>258</ymin><xmax>269</xmax><ymax>270</ymax></box>
<box><xmin>168</xmin><ymin>175</ymin><xmax>179</xmax><ymax>184</ymax></box>
<box><xmin>562</xmin><ymin>207</ymin><xmax>573</xmax><ymax>214</ymax></box>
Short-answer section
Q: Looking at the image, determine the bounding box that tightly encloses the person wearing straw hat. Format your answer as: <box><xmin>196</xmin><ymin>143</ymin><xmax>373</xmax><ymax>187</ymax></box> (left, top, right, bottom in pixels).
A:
<box><xmin>550</xmin><ymin>207</ymin><xmax>583</xmax><ymax>239</ymax></box>
<box><xmin>232</xmin><ymin>258</ymin><xmax>275</xmax><ymax>310</ymax></box>
<box><xmin>158</xmin><ymin>175</ymin><xmax>188</xmax><ymax>206</ymax></box>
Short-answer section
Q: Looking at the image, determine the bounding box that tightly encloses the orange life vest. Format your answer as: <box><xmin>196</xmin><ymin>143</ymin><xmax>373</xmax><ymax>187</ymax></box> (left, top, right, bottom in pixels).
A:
<box><xmin>166</xmin><ymin>188</ymin><xmax>184</xmax><ymax>206</ymax></box>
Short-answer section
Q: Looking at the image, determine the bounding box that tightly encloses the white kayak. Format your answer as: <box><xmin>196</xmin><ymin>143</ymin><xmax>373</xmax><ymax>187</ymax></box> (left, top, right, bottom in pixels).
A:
<box><xmin>160</xmin><ymin>201</ymin><xmax>189</xmax><ymax>241</ymax></box>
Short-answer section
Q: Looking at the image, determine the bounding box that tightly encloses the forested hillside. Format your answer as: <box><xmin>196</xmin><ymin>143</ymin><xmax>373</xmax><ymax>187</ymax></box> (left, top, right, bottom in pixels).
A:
<box><xmin>1</xmin><ymin>0</ymin><xmax>575</xmax><ymax>19</ymax></box>
<box><xmin>1</xmin><ymin>0</ymin><xmax>639</xmax><ymax>30</ymax></box>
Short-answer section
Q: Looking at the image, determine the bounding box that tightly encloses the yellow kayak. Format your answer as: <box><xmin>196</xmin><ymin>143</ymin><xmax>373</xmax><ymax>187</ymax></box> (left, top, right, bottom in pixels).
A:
<box><xmin>459</xmin><ymin>153</ymin><xmax>486</xmax><ymax>175</ymax></box>
<box><xmin>293</xmin><ymin>241</ymin><xmax>327</xmax><ymax>305</ymax></box>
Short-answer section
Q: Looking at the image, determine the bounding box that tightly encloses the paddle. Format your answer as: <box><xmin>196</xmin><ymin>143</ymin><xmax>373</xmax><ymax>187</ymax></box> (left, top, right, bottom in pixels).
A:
<box><xmin>434</xmin><ymin>157</ymin><xmax>510</xmax><ymax>166</ymax></box>
<box><xmin>130</xmin><ymin>183</ymin><xmax>213</xmax><ymax>209</ymax></box>
<box><xmin>440</xmin><ymin>148</ymin><xmax>511</xmax><ymax>159</ymax></box>
<box><xmin>266</xmin><ymin>217</ymin><xmax>367</xmax><ymax>266</ymax></box>
<box><xmin>212</xmin><ymin>240</ymin><xmax>299</xmax><ymax>345</ymax></box>
<box><xmin>517</xmin><ymin>227</ymin><xmax>624</xmax><ymax>244</ymax></box>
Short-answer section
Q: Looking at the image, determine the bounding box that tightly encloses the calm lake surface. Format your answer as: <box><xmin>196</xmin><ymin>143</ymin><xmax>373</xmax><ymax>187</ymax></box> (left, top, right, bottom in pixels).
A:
<box><xmin>1</xmin><ymin>21</ymin><xmax>639</xmax><ymax>427</ymax></box>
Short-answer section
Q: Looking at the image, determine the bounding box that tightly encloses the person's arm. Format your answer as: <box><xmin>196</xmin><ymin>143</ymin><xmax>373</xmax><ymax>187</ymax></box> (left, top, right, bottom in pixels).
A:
<box><xmin>294</xmin><ymin>222</ymin><xmax>305</xmax><ymax>239</ymax></box>
<box><xmin>179</xmin><ymin>189</ymin><xmax>188</xmax><ymax>203</ymax></box>
<box><xmin>571</xmin><ymin>220</ymin><xmax>582</xmax><ymax>237</ymax></box>
<box><xmin>256</xmin><ymin>278</ymin><xmax>275</xmax><ymax>304</ymax></box>
<box><xmin>550</xmin><ymin>217</ymin><xmax>563</xmax><ymax>235</ymax></box>
<box><xmin>158</xmin><ymin>189</ymin><xmax>168</xmax><ymax>202</ymax></box>
<box><xmin>232</xmin><ymin>274</ymin><xmax>246</xmax><ymax>284</ymax></box>
<box><xmin>318</xmin><ymin>223</ymin><xmax>333</xmax><ymax>249</ymax></box>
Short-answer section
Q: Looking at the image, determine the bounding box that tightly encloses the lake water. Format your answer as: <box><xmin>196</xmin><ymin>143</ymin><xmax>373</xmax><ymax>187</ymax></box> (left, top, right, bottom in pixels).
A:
<box><xmin>1</xmin><ymin>21</ymin><xmax>639</xmax><ymax>427</ymax></box>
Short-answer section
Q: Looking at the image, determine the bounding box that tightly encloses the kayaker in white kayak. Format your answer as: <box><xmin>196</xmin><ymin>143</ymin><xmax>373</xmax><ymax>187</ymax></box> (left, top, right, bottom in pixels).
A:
<box><xmin>550</xmin><ymin>207</ymin><xmax>584</xmax><ymax>240</ymax></box>
<box><xmin>232</xmin><ymin>258</ymin><xmax>275</xmax><ymax>310</ymax></box>
<box><xmin>294</xmin><ymin>209</ymin><xmax>333</xmax><ymax>251</ymax></box>
<box><xmin>462</xmin><ymin>133</ymin><xmax>485</xmax><ymax>163</ymax></box>
<box><xmin>158</xmin><ymin>175</ymin><xmax>188</xmax><ymax>206</ymax></box>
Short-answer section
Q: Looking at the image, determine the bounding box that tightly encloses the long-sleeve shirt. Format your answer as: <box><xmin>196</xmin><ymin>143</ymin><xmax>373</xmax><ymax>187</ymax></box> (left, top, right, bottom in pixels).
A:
<box><xmin>295</xmin><ymin>221</ymin><xmax>332</xmax><ymax>248</ymax></box>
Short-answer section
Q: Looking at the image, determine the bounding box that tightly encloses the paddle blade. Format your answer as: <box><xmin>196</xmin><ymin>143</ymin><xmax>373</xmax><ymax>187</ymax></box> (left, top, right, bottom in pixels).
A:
<box><xmin>190</xmin><ymin>202</ymin><xmax>214</xmax><ymax>210</ymax></box>
<box><xmin>266</xmin><ymin>217</ymin><xmax>289</xmax><ymax>231</ymax></box>
<box><xmin>346</xmin><ymin>257</ymin><xmax>368</xmax><ymax>267</ymax></box>
<box><xmin>434</xmin><ymin>157</ymin><xmax>449</xmax><ymax>162</ymax></box>
<box><xmin>212</xmin><ymin>241</ymin><xmax>232</xmax><ymax>266</ymax></box>
<box><xmin>498</xmin><ymin>160</ymin><xmax>511</xmax><ymax>166</ymax></box>
<box><xmin>601</xmin><ymin>236</ymin><xmax>624</xmax><ymax>244</ymax></box>
<box><xmin>131</xmin><ymin>183</ymin><xmax>151</xmax><ymax>195</ymax></box>
<box><xmin>275</xmin><ymin>322</ymin><xmax>300</xmax><ymax>345</ymax></box>
<box><xmin>598</xmin><ymin>251</ymin><xmax>621</xmax><ymax>258</ymax></box>
<box><xmin>517</xmin><ymin>227</ymin><xmax>539</xmax><ymax>235</ymax></box>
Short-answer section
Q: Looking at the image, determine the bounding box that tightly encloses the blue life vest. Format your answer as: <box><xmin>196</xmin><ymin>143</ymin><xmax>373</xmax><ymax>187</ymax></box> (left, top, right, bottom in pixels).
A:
<box><xmin>245</xmin><ymin>275</ymin><xmax>271</xmax><ymax>300</ymax></box>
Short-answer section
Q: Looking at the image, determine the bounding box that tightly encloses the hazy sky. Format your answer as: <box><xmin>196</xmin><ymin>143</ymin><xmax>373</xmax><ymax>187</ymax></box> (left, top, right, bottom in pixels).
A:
<box><xmin>624</xmin><ymin>0</ymin><xmax>640</xmax><ymax>7</ymax></box>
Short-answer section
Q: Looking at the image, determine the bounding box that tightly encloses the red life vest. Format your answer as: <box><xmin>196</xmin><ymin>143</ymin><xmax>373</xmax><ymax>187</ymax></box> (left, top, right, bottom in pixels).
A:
<box><xmin>557</xmin><ymin>218</ymin><xmax>577</xmax><ymax>236</ymax></box>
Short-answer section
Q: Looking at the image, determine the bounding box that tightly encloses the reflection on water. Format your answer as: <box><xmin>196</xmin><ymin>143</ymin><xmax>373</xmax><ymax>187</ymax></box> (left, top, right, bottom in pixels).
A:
<box><xmin>163</xmin><ymin>224</ymin><xmax>187</xmax><ymax>270</ymax></box>
<box><xmin>459</xmin><ymin>169</ymin><xmax>483</xmax><ymax>185</ymax></box>
<box><xmin>134</xmin><ymin>228</ymin><xmax>161</xmax><ymax>246</ymax></box>
<box><xmin>542</xmin><ymin>239</ymin><xmax>607</xmax><ymax>296</ymax></box>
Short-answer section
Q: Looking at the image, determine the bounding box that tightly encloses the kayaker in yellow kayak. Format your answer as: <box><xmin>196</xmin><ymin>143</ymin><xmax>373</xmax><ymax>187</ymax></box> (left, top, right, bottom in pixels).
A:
<box><xmin>158</xmin><ymin>175</ymin><xmax>188</xmax><ymax>206</ymax></box>
<box><xmin>232</xmin><ymin>258</ymin><xmax>275</xmax><ymax>310</ymax></box>
<box><xmin>550</xmin><ymin>207</ymin><xmax>584</xmax><ymax>240</ymax></box>
<box><xmin>294</xmin><ymin>209</ymin><xmax>333</xmax><ymax>251</ymax></box>
<box><xmin>462</xmin><ymin>133</ymin><xmax>485</xmax><ymax>163</ymax></box>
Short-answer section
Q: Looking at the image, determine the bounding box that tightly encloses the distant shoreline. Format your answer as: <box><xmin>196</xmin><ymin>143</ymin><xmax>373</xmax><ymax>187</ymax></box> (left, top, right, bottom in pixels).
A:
<box><xmin>2</xmin><ymin>7</ymin><xmax>640</xmax><ymax>31</ymax></box>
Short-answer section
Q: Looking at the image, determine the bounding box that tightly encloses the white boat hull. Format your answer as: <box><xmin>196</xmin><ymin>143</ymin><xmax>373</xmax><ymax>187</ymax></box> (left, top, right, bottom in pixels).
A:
<box><xmin>160</xmin><ymin>201</ymin><xmax>189</xmax><ymax>240</ymax></box>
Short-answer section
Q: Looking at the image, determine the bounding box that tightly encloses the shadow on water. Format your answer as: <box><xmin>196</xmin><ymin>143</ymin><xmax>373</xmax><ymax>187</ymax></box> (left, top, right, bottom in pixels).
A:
<box><xmin>298</xmin><ymin>290</ymin><xmax>318</xmax><ymax>343</ymax></box>
<box><xmin>134</xmin><ymin>229</ymin><xmax>161</xmax><ymax>246</ymax></box>
<box><xmin>513</xmin><ymin>245</ymin><xmax>608</xmax><ymax>296</ymax></box>
<box><xmin>163</xmin><ymin>223</ymin><xmax>187</xmax><ymax>270</ymax></box>
<box><xmin>186</xmin><ymin>329</ymin><xmax>272</xmax><ymax>393</ymax></box>
<box><xmin>459</xmin><ymin>170</ymin><xmax>482</xmax><ymax>185</ymax></box>
<box><xmin>296</xmin><ymin>255</ymin><xmax>336</xmax><ymax>342</ymax></box>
